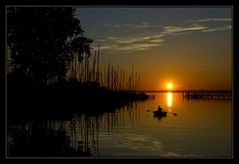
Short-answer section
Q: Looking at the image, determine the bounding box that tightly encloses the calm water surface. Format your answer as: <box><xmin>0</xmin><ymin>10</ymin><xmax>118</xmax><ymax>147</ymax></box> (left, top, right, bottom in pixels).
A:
<box><xmin>8</xmin><ymin>92</ymin><xmax>232</xmax><ymax>158</ymax></box>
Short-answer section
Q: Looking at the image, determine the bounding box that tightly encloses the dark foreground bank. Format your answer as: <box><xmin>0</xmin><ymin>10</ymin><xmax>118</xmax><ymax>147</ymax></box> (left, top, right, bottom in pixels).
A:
<box><xmin>7</xmin><ymin>75</ymin><xmax>149</xmax><ymax>122</ymax></box>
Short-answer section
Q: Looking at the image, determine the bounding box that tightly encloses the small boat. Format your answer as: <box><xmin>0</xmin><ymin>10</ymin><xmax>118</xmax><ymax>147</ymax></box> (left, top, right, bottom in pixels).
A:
<box><xmin>153</xmin><ymin>110</ymin><xmax>167</xmax><ymax>117</ymax></box>
<box><xmin>153</xmin><ymin>105</ymin><xmax>167</xmax><ymax>117</ymax></box>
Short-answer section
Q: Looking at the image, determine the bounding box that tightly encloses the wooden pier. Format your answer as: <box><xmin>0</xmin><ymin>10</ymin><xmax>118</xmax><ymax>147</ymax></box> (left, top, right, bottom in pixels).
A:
<box><xmin>183</xmin><ymin>90</ymin><xmax>232</xmax><ymax>100</ymax></box>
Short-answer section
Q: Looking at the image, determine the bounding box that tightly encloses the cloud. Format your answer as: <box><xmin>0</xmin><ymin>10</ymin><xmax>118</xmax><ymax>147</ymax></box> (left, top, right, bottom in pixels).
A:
<box><xmin>116</xmin><ymin>38</ymin><xmax>141</xmax><ymax>44</ymax></box>
<box><xmin>195</xmin><ymin>18</ymin><xmax>232</xmax><ymax>22</ymax></box>
<box><xmin>99</xmin><ymin>45</ymin><xmax>113</xmax><ymax>50</ymax></box>
<box><xmin>149</xmin><ymin>39</ymin><xmax>165</xmax><ymax>43</ymax></box>
<box><xmin>202</xmin><ymin>25</ymin><xmax>231</xmax><ymax>32</ymax></box>
<box><xmin>105</xmin><ymin>36</ymin><xmax>120</xmax><ymax>40</ymax></box>
<box><xmin>96</xmin><ymin>25</ymin><xmax>208</xmax><ymax>54</ymax></box>
<box><xmin>115</xmin><ymin>34</ymin><xmax>165</xmax><ymax>44</ymax></box>
<box><xmin>95</xmin><ymin>42</ymin><xmax>161</xmax><ymax>53</ymax></box>
<box><xmin>106</xmin><ymin>22</ymin><xmax>153</xmax><ymax>29</ymax></box>
<box><xmin>116</xmin><ymin>37</ymin><xmax>148</xmax><ymax>44</ymax></box>
<box><xmin>97</xmin><ymin>39</ymin><xmax>107</xmax><ymax>42</ymax></box>
<box><xmin>94</xmin><ymin>18</ymin><xmax>231</xmax><ymax>54</ymax></box>
<box><xmin>162</xmin><ymin>25</ymin><xmax>208</xmax><ymax>34</ymax></box>
<box><xmin>93</xmin><ymin>41</ymin><xmax>162</xmax><ymax>54</ymax></box>
<box><xmin>191</xmin><ymin>18</ymin><xmax>232</xmax><ymax>32</ymax></box>
<box><xmin>125</xmin><ymin>22</ymin><xmax>152</xmax><ymax>28</ymax></box>
<box><xmin>117</xmin><ymin>43</ymin><xmax>160</xmax><ymax>52</ymax></box>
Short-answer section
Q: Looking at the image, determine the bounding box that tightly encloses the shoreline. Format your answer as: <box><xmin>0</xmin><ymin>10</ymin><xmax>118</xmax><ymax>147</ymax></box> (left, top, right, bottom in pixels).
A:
<box><xmin>7</xmin><ymin>80</ymin><xmax>149</xmax><ymax>122</ymax></box>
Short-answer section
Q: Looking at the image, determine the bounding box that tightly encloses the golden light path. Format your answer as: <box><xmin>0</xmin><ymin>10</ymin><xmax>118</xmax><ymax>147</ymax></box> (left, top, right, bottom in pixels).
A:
<box><xmin>166</xmin><ymin>83</ymin><xmax>173</xmax><ymax>111</ymax></box>
<box><xmin>167</xmin><ymin>92</ymin><xmax>172</xmax><ymax>107</ymax></box>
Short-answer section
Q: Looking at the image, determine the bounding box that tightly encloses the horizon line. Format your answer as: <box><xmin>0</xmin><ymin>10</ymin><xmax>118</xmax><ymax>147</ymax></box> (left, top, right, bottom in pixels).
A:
<box><xmin>134</xmin><ymin>89</ymin><xmax>232</xmax><ymax>93</ymax></box>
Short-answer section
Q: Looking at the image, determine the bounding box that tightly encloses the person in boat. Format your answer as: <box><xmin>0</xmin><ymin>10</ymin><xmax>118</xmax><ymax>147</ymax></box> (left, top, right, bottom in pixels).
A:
<box><xmin>157</xmin><ymin>106</ymin><xmax>163</xmax><ymax>112</ymax></box>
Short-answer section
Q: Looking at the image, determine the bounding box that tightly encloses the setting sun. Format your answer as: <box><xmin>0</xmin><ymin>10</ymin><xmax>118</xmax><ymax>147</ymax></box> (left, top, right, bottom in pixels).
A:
<box><xmin>166</xmin><ymin>83</ymin><xmax>173</xmax><ymax>89</ymax></box>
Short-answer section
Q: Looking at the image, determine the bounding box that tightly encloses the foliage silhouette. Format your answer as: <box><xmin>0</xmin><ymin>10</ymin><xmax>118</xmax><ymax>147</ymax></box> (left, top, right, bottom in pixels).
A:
<box><xmin>7</xmin><ymin>7</ymin><xmax>92</xmax><ymax>85</ymax></box>
<box><xmin>6</xmin><ymin>7</ymin><xmax>149</xmax><ymax>121</ymax></box>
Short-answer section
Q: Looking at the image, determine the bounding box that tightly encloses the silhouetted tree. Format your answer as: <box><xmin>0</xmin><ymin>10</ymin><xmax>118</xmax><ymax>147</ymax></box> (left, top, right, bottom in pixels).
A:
<box><xmin>7</xmin><ymin>7</ymin><xmax>92</xmax><ymax>85</ymax></box>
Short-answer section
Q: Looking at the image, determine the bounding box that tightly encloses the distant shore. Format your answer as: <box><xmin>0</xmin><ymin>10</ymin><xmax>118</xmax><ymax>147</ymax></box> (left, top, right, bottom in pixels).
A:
<box><xmin>141</xmin><ymin>89</ymin><xmax>232</xmax><ymax>93</ymax></box>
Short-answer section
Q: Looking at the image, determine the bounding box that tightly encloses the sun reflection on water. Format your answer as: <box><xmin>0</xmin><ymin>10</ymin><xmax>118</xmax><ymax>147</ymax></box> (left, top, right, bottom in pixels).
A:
<box><xmin>167</xmin><ymin>92</ymin><xmax>173</xmax><ymax>112</ymax></box>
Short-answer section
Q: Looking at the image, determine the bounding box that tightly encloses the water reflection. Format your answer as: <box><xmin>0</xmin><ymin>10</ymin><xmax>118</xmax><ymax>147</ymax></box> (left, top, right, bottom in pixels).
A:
<box><xmin>7</xmin><ymin>101</ymin><xmax>141</xmax><ymax>157</ymax></box>
<box><xmin>167</xmin><ymin>92</ymin><xmax>173</xmax><ymax>107</ymax></box>
<box><xmin>7</xmin><ymin>120</ymin><xmax>91</xmax><ymax>157</ymax></box>
<box><xmin>7</xmin><ymin>94</ymin><xmax>232</xmax><ymax>157</ymax></box>
<box><xmin>167</xmin><ymin>92</ymin><xmax>173</xmax><ymax>113</ymax></box>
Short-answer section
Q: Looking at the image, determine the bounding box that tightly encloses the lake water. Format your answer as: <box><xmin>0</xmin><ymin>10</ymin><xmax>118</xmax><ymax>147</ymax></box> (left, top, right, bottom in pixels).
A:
<box><xmin>7</xmin><ymin>92</ymin><xmax>232</xmax><ymax>158</ymax></box>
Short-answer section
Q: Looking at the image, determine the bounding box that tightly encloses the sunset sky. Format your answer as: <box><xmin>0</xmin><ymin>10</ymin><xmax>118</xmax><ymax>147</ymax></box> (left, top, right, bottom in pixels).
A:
<box><xmin>75</xmin><ymin>7</ymin><xmax>232</xmax><ymax>90</ymax></box>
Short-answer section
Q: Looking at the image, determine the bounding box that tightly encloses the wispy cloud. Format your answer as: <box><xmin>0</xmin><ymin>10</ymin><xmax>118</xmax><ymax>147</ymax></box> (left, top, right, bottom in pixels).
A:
<box><xmin>115</xmin><ymin>34</ymin><xmax>165</xmax><ymax>44</ymax></box>
<box><xmin>95</xmin><ymin>42</ymin><xmax>163</xmax><ymax>54</ymax></box>
<box><xmin>106</xmin><ymin>22</ymin><xmax>154</xmax><ymax>29</ymax></box>
<box><xmin>95</xmin><ymin>18</ymin><xmax>231</xmax><ymax>54</ymax></box>
<box><xmin>202</xmin><ymin>25</ymin><xmax>231</xmax><ymax>32</ymax></box>
<box><xmin>105</xmin><ymin>36</ymin><xmax>120</xmax><ymax>40</ymax></box>
<box><xmin>94</xmin><ymin>33</ymin><xmax>165</xmax><ymax>53</ymax></box>
<box><xmin>104</xmin><ymin>24</ymin><xmax>208</xmax><ymax>46</ymax></box>
<box><xmin>99</xmin><ymin>45</ymin><xmax>113</xmax><ymax>50</ymax></box>
<box><xmin>117</xmin><ymin>43</ymin><xmax>159</xmax><ymax>52</ymax></box>
<box><xmin>149</xmin><ymin>39</ymin><xmax>165</xmax><ymax>43</ymax></box>
<box><xmin>125</xmin><ymin>22</ymin><xmax>152</xmax><ymax>28</ymax></box>
<box><xmin>97</xmin><ymin>39</ymin><xmax>107</xmax><ymax>42</ymax></box>
<box><xmin>195</xmin><ymin>18</ymin><xmax>232</xmax><ymax>22</ymax></box>
<box><xmin>163</xmin><ymin>25</ymin><xmax>208</xmax><ymax>34</ymax></box>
